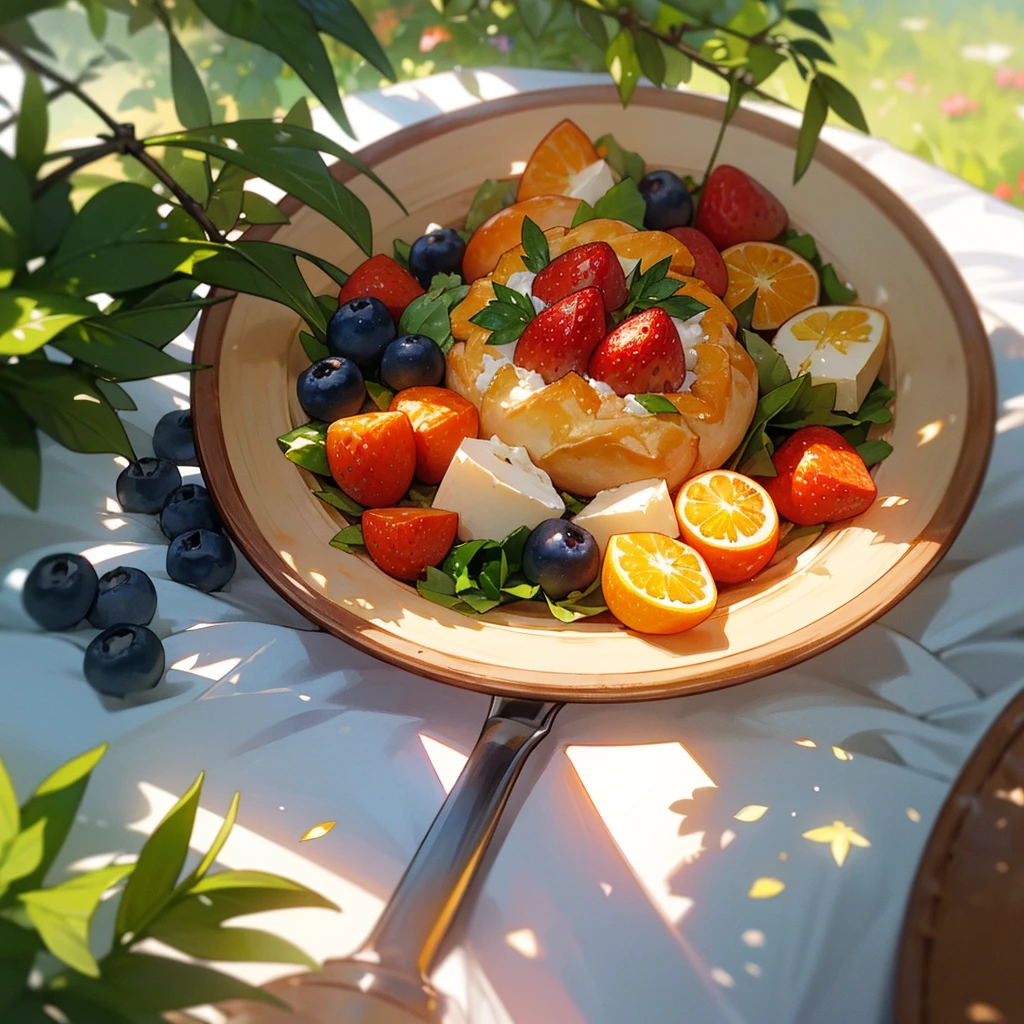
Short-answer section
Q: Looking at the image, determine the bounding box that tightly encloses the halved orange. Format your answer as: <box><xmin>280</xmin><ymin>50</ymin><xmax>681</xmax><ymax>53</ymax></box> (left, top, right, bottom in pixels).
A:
<box><xmin>722</xmin><ymin>242</ymin><xmax>819</xmax><ymax>331</ymax></box>
<box><xmin>602</xmin><ymin>533</ymin><xmax>718</xmax><ymax>634</ymax></box>
<box><xmin>518</xmin><ymin>119</ymin><xmax>599</xmax><ymax>201</ymax></box>
<box><xmin>675</xmin><ymin>470</ymin><xmax>779</xmax><ymax>584</ymax></box>
<box><xmin>462</xmin><ymin>195</ymin><xmax>581</xmax><ymax>282</ymax></box>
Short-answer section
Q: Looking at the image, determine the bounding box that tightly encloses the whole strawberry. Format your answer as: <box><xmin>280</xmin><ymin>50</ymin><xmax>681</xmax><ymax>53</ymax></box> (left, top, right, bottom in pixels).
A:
<box><xmin>514</xmin><ymin>286</ymin><xmax>606</xmax><ymax>385</ymax></box>
<box><xmin>588</xmin><ymin>307</ymin><xmax>685</xmax><ymax>397</ymax></box>
<box><xmin>666</xmin><ymin>227</ymin><xmax>729</xmax><ymax>297</ymax></box>
<box><xmin>532</xmin><ymin>241</ymin><xmax>629</xmax><ymax>311</ymax></box>
<box><xmin>764</xmin><ymin>426</ymin><xmax>877</xmax><ymax>526</ymax></box>
<box><xmin>338</xmin><ymin>254</ymin><xmax>425</xmax><ymax>323</ymax></box>
<box><xmin>695</xmin><ymin>166</ymin><xmax>788</xmax><ymax>251</ymax></box>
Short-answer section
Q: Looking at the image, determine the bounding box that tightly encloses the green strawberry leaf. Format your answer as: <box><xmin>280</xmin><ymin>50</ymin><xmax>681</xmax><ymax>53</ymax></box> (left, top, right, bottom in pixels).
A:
<box><xmin>473</xmin><ymin>281</ymin><xmax>536</xmax><ymax>346</ymax></box>
<box><xmin>632</xmin><ymin>393</ymin><xmax>679</xmax><ymax>414</ymax></box>
<box><xmin>520</xmin><ymin>216</ymin><xmax>550</xmax><ymax>274</ymax></box>
<box><xmin>328</xmin><ymin>524</ymin><xmax>365</xmax><ymax>552</ymax></box>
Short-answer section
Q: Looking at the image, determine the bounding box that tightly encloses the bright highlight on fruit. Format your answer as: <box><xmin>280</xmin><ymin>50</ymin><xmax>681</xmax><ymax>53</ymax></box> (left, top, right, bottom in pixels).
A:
<box><xmin>675</xmin><ymin>470</ymin><xmax>780</xmax><ymax>584</ymax></box>
<box><xmin>517</xmin><ymin>119</ymin><xmax>599</xmax><ymax>201</ymax></box>
<box><xmin>722</xmin><ymin>241</ymin><xmax>819</xmax><ymax>330</ymax></box>
<box><xmin>602</xmin><ymin>533</ymin><xmax>718</xmax><ymax>634</ymax></box>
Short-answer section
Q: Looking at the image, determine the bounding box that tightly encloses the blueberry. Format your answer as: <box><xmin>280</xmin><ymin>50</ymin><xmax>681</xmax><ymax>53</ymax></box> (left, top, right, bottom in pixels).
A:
<box><xmin>22</xmin><ymin>553</ymin><xmax>98</xmax><ymax>630</ymax></box>
<box><xmin>522</xmin><ymin>519</ymin><xmax>600</xmax><ymax>601</ymax></box>
<box><xmin>408</xmin><ymin>228</ymin><xmax>466</xmax><ymax>288</ymax></box>
<box><xmin>88</xmin><ymin>566</ymin><xmax>157</xmax><ymax>629</ymax></box>
<box><xmin>167</xmin><ymin>529</ymin><xmax>236</xmax><ymax>592</ymax></box>
<box><xmin>326</xmin><ymin>296</ymin><xmax>395</xmax><ymax>370</ymax></box>
<box><xmin>380</xmin><ymin>334</ymin><xmax>446</xmax><ymax>391</ymax></box>
<box><xmin>297</xmin><ymin>357</ymin><xmax>365</xmax><ymax>422</ymax></box>
<box><xmin>153</xmin><ymin>410</ymin><xmax>196</xmax><ymax>465</ymax></box>
<box><xmin>115</xmin><ymin>457</ymin><xmax>182</xmax><ymax>515</ymax></box>
<box><xmin>84</xmin><ymin>624</ymin><xmax>165</xmax><ymax>697</ymax></box>
<box><xmin>638</xmin><ymin>170</ymin><xmax>694</xmax><ymax>232</ymax></box>
<box><xmin>160</xmin><ymin>484</ymin><xmax>221</xmax><ymax>540</ymax></box>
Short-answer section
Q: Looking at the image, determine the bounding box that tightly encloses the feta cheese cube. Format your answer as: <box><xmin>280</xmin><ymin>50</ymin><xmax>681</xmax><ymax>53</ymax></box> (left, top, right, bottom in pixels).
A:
<box><xmin>567</xmin><ymin>159</ymin><xmax>617</xmax><ymax>206</ymax></box>
<box><xmin>572</xmin><ymin>478</ymin><xmax>679</xmax><ymax>554</ymax></box>
<box><xmin>433</xmin><ymin>437</ymin><xmax>565</xmax><ymax>542</ymax></box>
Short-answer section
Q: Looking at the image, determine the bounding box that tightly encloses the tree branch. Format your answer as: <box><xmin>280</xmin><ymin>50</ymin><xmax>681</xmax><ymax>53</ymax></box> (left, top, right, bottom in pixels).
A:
<box><xmin>34</xmin><ymin>139</ymin><xmax>121</xmax><ymax>195</ymax></box>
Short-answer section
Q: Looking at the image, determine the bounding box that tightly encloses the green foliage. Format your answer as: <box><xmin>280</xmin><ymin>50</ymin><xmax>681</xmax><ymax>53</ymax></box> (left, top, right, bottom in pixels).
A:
<box><xmin>0</xmin><ymin>745</ymin><xmax>339</xmax><ymax>1019</ymax></box>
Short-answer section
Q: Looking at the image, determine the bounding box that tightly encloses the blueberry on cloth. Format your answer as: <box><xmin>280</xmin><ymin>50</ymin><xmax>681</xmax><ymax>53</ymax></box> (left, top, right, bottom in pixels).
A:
<box><xmin>84</xmin><ymin>624</ymin><xmax>165</xmax><ymax>697</ymax></box>
<box><xmin>166</xmin><ymin>529</ymin><xmax>236</xmax><ymax>592</ymax></box>
<box><xmin>153</xmin><ymin>409</ymin><xmax>196</xmax><ymax>465</ymax></box>
<box><xmin>116</xmin><ymin>458</ymin><xmax>182</xmax><ymax>514</ymax></box>
<box><xmin>22</xmin><ymin>553</ymin><xmax>99</xmax><ymax>630</ymax></box>
<box><xmin>160</xmin><ymin>484</ymin><xmax>221</xmax><ymax>540</ymax></box>
<box><xmin>88</xmin><ymin>566</ymin><xmax>157</xmax><ymax>629</ymax></box>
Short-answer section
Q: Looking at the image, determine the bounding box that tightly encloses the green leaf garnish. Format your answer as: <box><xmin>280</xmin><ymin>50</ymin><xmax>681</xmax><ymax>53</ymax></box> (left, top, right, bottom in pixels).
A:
<box><xmin>593</xmin><ymin>133</ymin><xmax>645</xmax><ymax>183</ymax></box>
<box><xmin>465</xmin><ymin>178</ymin><xmax>518</xmax><ymax>234</ymax></box>
<box><xmin>520</xmin><ymin>216</ymin><xmax>550</xmax><ymax>274</ymax></box>
<box><xmin>620</xmin><ymin>256</ymin><xmax>709</xmax><ymax>322</ymax></box>
<box><xmin>632</xmin><ymin>393</ymin><xmax>679</xmax><ymax>414</ymax></box>
<box><xmin>392</xmin><ymin>237</ymin><xmax>411</xmax><ymax>269</ymax></box>
<box><xmin>855</xmin><ymin>439</ymin><xmax>893</xmax><ymax>466</ymax></box>
<box><xmin>365</xmin><ymin>380</ymin><xmax>394</xmax><ymax>411</ymax></box>
<box><xmin>561</xmin><ymin>491</ymin><xmax>587</xmax><ymax>516</ymax></box>
<box><xmin>314</xmin><ymin>485</ymin><xmax>364</xmax><ymax>518</ymax></box>
<box><xmin>571</xmin><ymin>199</ymin><xmax>597</xmax><ymax>228</ymax></box>
<box><xmin>397</xmin><ymin>274</ymin><xmax>468</xmax><ymax>355</ymax></box>
<box><xmin>595</xmin><ymin>178</ymin><xmax>646</xmax><ymax>229</ymax></box>
<box><xmin>299</xmin><ymin>330</ymin><xmax>328</xmax><ymax>362</ymax></box>
<box><xmin>740</xmin><ymin>328</ymin><xmax>791</xmax><ymax>394</ymax></box>
<box><xmin>329</xmin><ymin>524</ymin><xmax>365</xmax><ymax>552</ymax></box>
<box><xmin>471</xmin><ymin>280</ymin><xmax>537</xmax><ymax>347</ymax></box>
<box><xmin>277</xmin><ymin>421</ymin><xmax>329</xmax><ymax>476</ymax></box>
<box><xmin>730</xmin><ymin>290</ymin><xmax>758</xmax><ymax>331</ymax></box>
<box><xmin>821</xmin><ymin>264</ymin><xmax>858</xmax><ymax>303</ymax></box>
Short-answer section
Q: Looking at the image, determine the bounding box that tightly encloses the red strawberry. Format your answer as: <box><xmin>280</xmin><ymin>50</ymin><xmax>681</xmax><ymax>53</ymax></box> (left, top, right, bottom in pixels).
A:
<box><xmin>362</xmin><ymin>507</ymin><xmax>459</xmax><ymax>581</ymax></box>
<box><xmin>764</xmin><ymin>426</ymin><xmax>877</xmax><ymax>526</ymax></box>
<box><xmin>588</xmin><ymin>307</ymin><xmax>685</xmax><ymax>397</ymax></box>
<box><xmin>694</xmin><ymin>166</ymin><xmax>788</xmax><ymax>250</ymax></box>
<box><xmin>666</xmin><ymin>227</ymin><xmax>729</xmax><ymax>297</ymax></box>
<box><xmin>338</xmin><ymin>255</ymin><xmax>424</xmax><ymax>323</ymax></box>
<box><xmin>514</xmin><ymin>286</ymin><xmax>606</xmax><ymax>385</ymax></box>
<box><xmin>326</xmin><ymin>411</ymin><xmax>416</xmax><ymax>507</ymax></box>
<box><xmin>532</xmin><ymin>241</ymin><xmax>629</xmax><ymax>311</ymax></box>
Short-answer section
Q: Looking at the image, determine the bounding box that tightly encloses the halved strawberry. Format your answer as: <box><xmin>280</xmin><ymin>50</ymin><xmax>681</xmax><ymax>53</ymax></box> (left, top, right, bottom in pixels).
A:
<box><xmin>532</xmin><ymin>241</ymin><xmax>629</xmax><ymax>311</ymax></box>
<box><xmin>694</xmin><ymin>165</ymin><xmax>788</xmax><ymax>251</ymax></box>
<box><xmin>326</xmin><ymin>411</ymin><xmax>416</xmax><ymax>507</ymax></box>
<box><xmin>389</xmin><ymin>386</ymin><xmax>480</xmax><ymax>484</ymax></box>
<box><xmin>587</xmin><ymin>307</ymin><xmax>685</xmax><ymax>397</ymax></box>
<box><xmin>666</xmin><ymin>227</ymin><xmax>729</xmax><ymax>297</ymax></box>
<box><xmin>338</xmin><ymin>255</ymin><xmax>425</xmax><ymax>323</ymax></box>
<box><xmin>763</xmin><ymin>426</ymin><xmax>877</xmax><ymax>526</ymax></box>
<box><xmin>513</xmin><ymin>286</ymin><xmax>606</xmax><ymax>385</ymax></box>
<box><xmin>362</xmin><ymin>507</ymin><xmax>459</xmax><ymax>581</ymax></box>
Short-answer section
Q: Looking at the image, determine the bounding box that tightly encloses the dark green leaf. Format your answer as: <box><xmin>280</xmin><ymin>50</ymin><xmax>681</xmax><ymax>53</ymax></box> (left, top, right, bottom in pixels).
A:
<box><xmin>401</xmin><ymin>484</ymin><xmax>437</xmax><ymax>509</ymax></box>
<box><xmin>593</xmin><ymin>178</ymin><xmax>646</xmax><ymax>228</ymax></box>
<box><xmin>785</xmin><ymin>231</ymin><xmax>820</xmax><ymax>265</ymax></box>
<box><xmin>15</xmin><ymin>70</ymin><xmax>47</xmax><ymax>177</ymax></box>
<box><xmin>571</xmin><ymin>199</ymin><xmax>596</xmax><ymax>228</ymax></box>
<box><xmin>561</xmin><ymin>491</ymin><xmax>586</xmax><ymax>516</ymax></box>
<box><xmin>188</xmin><ymin>868</ymin><xmax>338</xmax><ymax>910</ymax></box>
<box><xmin>52</xmin><ymin>322</ymin><xmax>197</xmax><ymax>380</ymax></box>
<box><xmin>283</xmin><ymin>97</ymin><xmax>313</xmax><ymax>129</ymax></box>
<box><xmin>657</xmin><ymin>295</ymin><xmax>710</xmax><ymax>320</ymax></box>
<box><xmin>747</xmin><ymin>43</ymin><xmax>786</xmax><ymax>85</ymax></box>
<box><xmin>789</xmin><ymin>37</ymin><xmax>834</xmax><ymax>66</ymax></box>
<box><xmin>277</xmin><ymin>421</ymin><xmax>329</xmax><ymax>476</ymax></box>
<box><xmin>795</xmin><ymin>78</ymin><xmax>828</xmax><ymax>183</ymax></box>
<box><xmin>329</xmin><ymin>524</ymin><xmax>365</xmax><ymax>553</ymax></box>
<box><xmin>576</xmin><ymin>4</ymin><xmax>608</xmax><ymax>49</ymax></box>
<box><xmin>632</xmin><ymin>393</ymin><xmax>679</xmax><ymax>414</ymax></box>
<box><xmin>634</xmin><ymin>29</ymin><xmax>665</xmax><ymax>87</ymax></box>
<box><xmin>516</xmin><ymin>0</ymin><xmax>565</xmax><ymax>39</ymax></box>
<box><xmin>547</xmin><ymin>577</ymin><xmax>607</xmax><ymax>621</ymax></box>
<box><xmin>83</xmin><ymin>0</ymin><xmax>106</xmax><ymax>38</ymax></box>
<box><xmin>416</xmin><ymin>583</ymin><xmax>466</xmax><ymax>610</ymax></box>
<box><xmin>398</xmin><ymin>289</ymin><xmax>457</xmax><ymax>353</ymax></box>
<box><xmin>786</xmin><ymin>7</ymin><xmax>833</xmax><ymax>42</ymax></box>
<box><xmin>315</xmin><ymin>485</ymin><xmax>364</xmax><ymax>517</ymax></box>
<box><xmin>0</xmin><ymin>403</ymin><xmax>39</xmax><ymax>510</ymax></box>
<box><xmin>662</xmin><ymin>46</ymin><xmax>693</xmax><ymax>89</ymax></box>
<box><xmin>299</xmin><ymin>330</ymin><xmax>328</xmax><ymax>362</ymax></box>
<box><xmin>741</xmin><ymin>329</ymin><xmax>791</xmax><ymax>393</ymax></box>
<box><xmin>418</xmin><ymin>565</ymin><xmax>457</xmax><ymax>598</ymax></box>
<box><xmin>593</xmin><ymin>134</ymin><xmax>644</xmax><ymax>184</ymax></box>
<box><xmin>20</xmin><ymin>864</ymin><xmax>133</xmax><ymax>977</ymax></box>
<box><xmin>239</xmin><ymin>191</ymin><xmax>289</xmax><ymax>226</ymax></box>
<box><xmin>821</xmin><ymin>263</ymin><xmax>858</xmax><ymax>303</ymax></box>
<box><xmin>28</xmin><ymin>180</ymin><xmax>74</xmax><ymax>261</ymax></box>
<box><xmin>206</xmin><ymin>163</ymin><xmax>248</xmax><ymax>233</ymax></box>
<box><xmin>102</xmin><ymin>294</ymin><xmax>225</xmax><ymax>348</ymax></box>
<box><xmin>115</xmin><ymin>772</ymin><xmax>204</xmax><ymax>941</ymax></box>
<box><xmin>606</xmin><ymin>30</ymin><xmax>641</xmax><ymax>107</ymax></box>
<box><xmin>0</xmin><ymin>291</ymin><xmax>94</xmax><ymax>356</ymax></box>
<box><xmin>730</xmin><ymin>289</ymin><xmax>758</xmax><ymax>331</ymax></box>
<box><xmin>856</xmin><ymin>439</ymin><xmax>893</xmax><ymax>466</ymax></box>
<box><xmin>464</xmin><ymin>179</ymin><xmax>518</xmax><ymax>234</ymax></box>
<box><xmin>298</xmin><ymin>0</ymin><xmax>395</xmax><ymax>80</ymax></box>
<box><xmin>168</xmin><ymin>31</ymin><xmax>211</xmax><ymax>128</ymax></box>
<box><xmin>392</xmin><ymin>237</ymin><xmax>411</xmax><ymax>270</ymax></box>
<box><xmin>816</xmin><ymin>72</ymin><xmax>869</xmax><ymax>133</ymax></box>
<box><xmin>177</xmin><ymin>792</ymin><xmax>239</xmax><ymax>893</ymax></box>
<box><xmin>100</xmin><ymin>952</ymin><xmax>285</xmax><ymax>1012</ymax></box>
<box><xmin>193</xmin><ymin>0</ymin><xmax>352</xmax><ymax>136</ymax></box>
<box><xmin>738</xmin><ymin>440</ymin><xmax>776</xmax><ymax>477</ymax></box>
<box><xmin>364</xmin><ymin>380</ymin><xmax>393</xmax><ymax>411</ymax></box>
<box><xmin>502</xmin><ymin>577</ymin><xmax>540</xmax><ymax>600</ymax></box>
<box><xmin>2</xmin><ymin>363</ymin><xmax>133</xmax><ymax>458</ymax></box>
<box><xmin>7</xmin><ymin>744</ymin><xmax>106</xmax><ymax>898</ymax></box>
<box><xmin>520</xmin><ymin>216</ymin><xmax>550</xmax><ymax>274</ymax></box>
<box><xmin>0</xmin><ymin>152</ymin><xmax>31</xmax><ymax>287</ymax></box>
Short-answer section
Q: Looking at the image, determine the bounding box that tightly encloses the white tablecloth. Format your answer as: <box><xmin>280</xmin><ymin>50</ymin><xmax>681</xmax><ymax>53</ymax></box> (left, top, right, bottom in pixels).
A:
<box><xmin>2</xmin><ymin>70</ymin><xmax>1023</xmax><ymax>1024</ymax></box>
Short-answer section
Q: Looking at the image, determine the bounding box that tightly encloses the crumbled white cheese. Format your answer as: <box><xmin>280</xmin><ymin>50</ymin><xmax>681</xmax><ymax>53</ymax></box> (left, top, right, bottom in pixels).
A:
<box><xmin>475</xmin><ymin>352</ymin><xmax>510</xmax><ymax>393</ymax></box>
<box><xmin>505</xmin><ymin>270</ymin><xmax>536</xmax><ymax>295</ymax></box>
<box><xmin>586</xmin><ymin>377</ymin><xmax>616</xmax><ymax>396</ymax></box>
<box><xmin>503</xmin><ymin>364</ymin><xmax>548</xmax><ymax>406</ymax></box>
<box><xmin>684</xmin><ymin>347</ymin><xmax>699</xmax><ymax>371</ymax></box>
<box><xmin>566</xmin><ymin>159</ymin><xmax>617</xmax><ymax>206</ymax></box>
<box><xmin>617</xmin><ymin>255</ymin><xmax>641</xmax><ymax>280</ymax></box>
<box><xmin>680</xmin><ymin>370</ymin><xmax>698</xmax><ymax>393</ymax></box>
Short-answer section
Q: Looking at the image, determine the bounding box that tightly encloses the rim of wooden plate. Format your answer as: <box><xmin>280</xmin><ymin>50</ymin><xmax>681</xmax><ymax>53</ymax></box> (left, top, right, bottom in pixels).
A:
<box><xmin>192</xmin><ymin>85</ymin><xmax>995</xmax><ymax>703</ymax></box>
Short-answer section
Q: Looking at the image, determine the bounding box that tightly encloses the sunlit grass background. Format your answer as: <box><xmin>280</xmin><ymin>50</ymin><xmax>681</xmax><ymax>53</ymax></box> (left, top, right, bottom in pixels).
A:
<box><xmin>11</xmin><ymin>0</ymin><xmax>1024</xmax><ymax>209</ymax></box>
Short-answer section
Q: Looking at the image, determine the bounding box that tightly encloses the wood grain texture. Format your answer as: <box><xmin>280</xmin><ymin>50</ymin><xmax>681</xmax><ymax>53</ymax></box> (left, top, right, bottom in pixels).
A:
<box><xmin>192</xmin><ymin>86</ymin><xmax>995</xmax><ymax>702</ymax></box>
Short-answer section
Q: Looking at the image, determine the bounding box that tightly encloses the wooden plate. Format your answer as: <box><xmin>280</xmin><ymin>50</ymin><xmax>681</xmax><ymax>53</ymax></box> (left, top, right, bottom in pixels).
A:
<box><xmin>193</xmin><ymin>86</ymin><xmax>994</xmax><ymax>703</ymax></box>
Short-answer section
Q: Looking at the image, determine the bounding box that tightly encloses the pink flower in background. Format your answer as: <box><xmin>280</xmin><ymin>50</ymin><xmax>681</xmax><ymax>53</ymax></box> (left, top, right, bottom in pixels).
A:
<box><xmin>995</xmin><ymin>67</ymin><xmax>1015</xmax><ymax>87</ymax></box>
<box><xmin>488</xmin><ymin>33</ymin><xmax>513</xmax><ymax>53</ymax></box>
<box><xmin>419</xmin><ymin>25</ymin><xmax>451</xmax><ymax>52</ymax></box>
<box><xmin>372</xmin><ymin>8</ymin><xmax>399</xmax><ymax>45</ymax></box>
<box><xmin>894</xmin><ymin>72</ymin><xmax>916</xmax><ymax>93</ymax></box>
<box><xmin>993</xmin><ymin>181</ymin><xmax>1013</xmax><ymax>201</ymax></box>
<box><xmin>1019</xmin><ymin>170</ymin><xmax>1024</xmax><ymax>194</ymax></box>
<box><xmin>940</xmin><ymin>93</ymin><xmax>979</xmax><ymax>118</ymax></box>
<box><xmin>1015</xmin><ymin>70</ymin><xmax>1024</xmax><ymax>88</ymax></box>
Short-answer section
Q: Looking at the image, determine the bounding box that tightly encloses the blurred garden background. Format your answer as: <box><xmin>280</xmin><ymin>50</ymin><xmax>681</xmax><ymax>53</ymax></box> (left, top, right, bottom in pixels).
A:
<box><xmin>2</xmin><ymin>0</ymin><xmax>1024</xmax><ymax>206</ymax></box>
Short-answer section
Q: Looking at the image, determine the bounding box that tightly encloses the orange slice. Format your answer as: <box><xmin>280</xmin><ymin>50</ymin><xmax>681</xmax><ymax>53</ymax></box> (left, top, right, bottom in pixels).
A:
<box><xmin>463</xmin><ymin>195</ymin><xmax>581</xmax><ymax>282</ymax></box>
<box><xmin>675</xmin><ymin>470</ymin><xmax>780</xmax><ymax>584</ymax></box>
<box><xmin>722</xmin><ymin>242</ymin><xmax>819</xmax><ymax>331</ymax></box>
<box><xmin>608</xmin><ymin>230</ymin><xmax>695</xmax><ymax>277</ymax></box>
<box><xmin>518</xmin><ymin>119</ymin><xmax>599</xmax><ymax>201</ymax></box>
<box><xmin>602</xmin><ymin>533</ymin><xmax>718</xmax><ymax>634</ymax></box>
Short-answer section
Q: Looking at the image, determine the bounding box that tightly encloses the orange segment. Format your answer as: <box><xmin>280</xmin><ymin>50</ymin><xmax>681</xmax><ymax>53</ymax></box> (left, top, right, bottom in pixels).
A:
<box><xmin>463</xmin><ymin>195</ymin><xmax>581</xmax><ymax>282</ymax></box>
<box><xmin>722</xmin><ymin>242</ymin><xmax>819</xmax><ymax>331</ymax></box>
<box><xmin>602</xmin><ymin>533</ymin><xmax>717</xmax><ymax>634</ymax></box>
<box><xmin>609</xmin><ymin>230</ymin><xmax>695</xmax><ymax>277</ymax></box>
<box><xmin>518</xmin><ymin>119</ymin><xmax>599</xmax><ymax>201</ymax></box>
<box><xmin>675</xmin><ymin>470</ymin><xmax>780</xmax><ymax>584</ymax></box>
